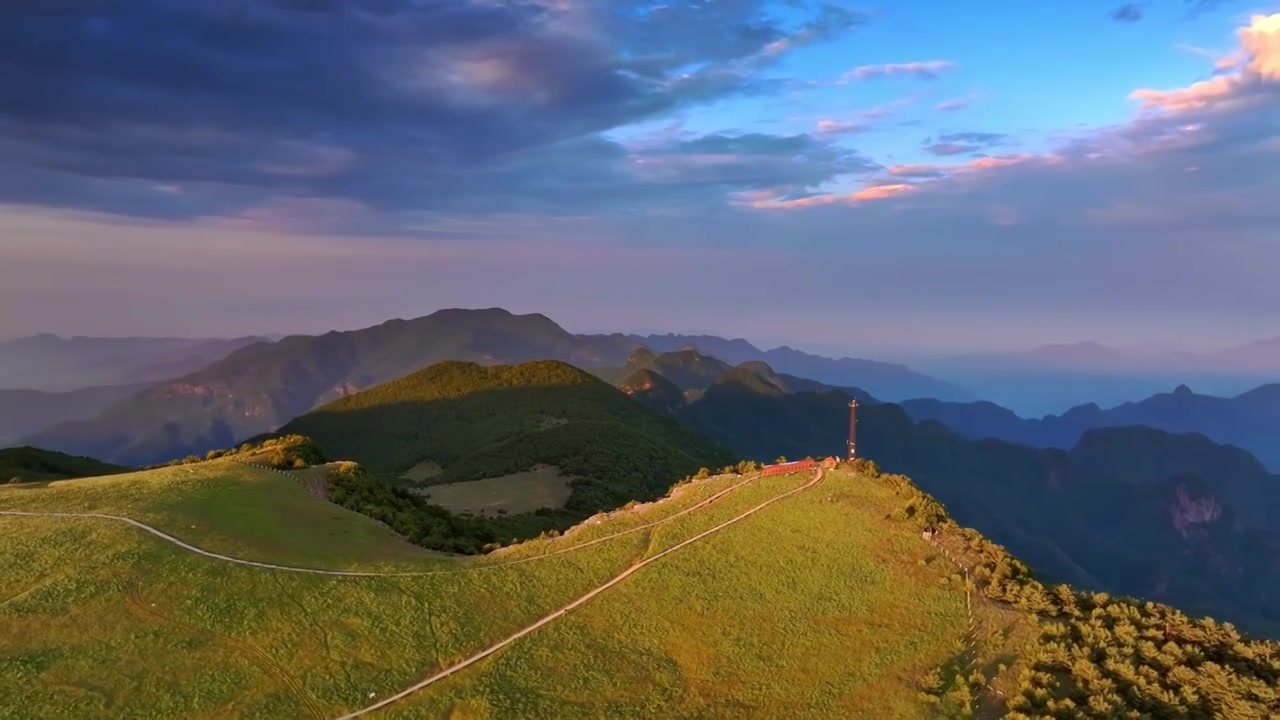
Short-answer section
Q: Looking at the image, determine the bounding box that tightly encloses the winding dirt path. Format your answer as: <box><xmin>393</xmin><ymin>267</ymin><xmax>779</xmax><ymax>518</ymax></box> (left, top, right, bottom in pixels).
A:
<box><xmin>0</xmin><ymin>472</ymin><xmax>760</xmax><ymax>578</ymax></box>
<box><xmin>334</xmin><ymin>467</ymin><xmax>824</xmax><ymax>720</ymax></box>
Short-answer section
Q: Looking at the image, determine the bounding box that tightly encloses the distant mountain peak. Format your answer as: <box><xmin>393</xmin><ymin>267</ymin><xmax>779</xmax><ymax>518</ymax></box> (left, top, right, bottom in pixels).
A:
<box><xmin>427</xmin><ymin>307</ymin><xmax>515</xmax><ymax>318</ymax></box>
<box><xmin>626</xmin><ymin>347</ymin><xmax>657</xmax><ymax>364</ymax></box>
<box><xmin>1173</xmin><ymin>384</ymin><xmax>1194</xmax><ymax>396</ymax></box>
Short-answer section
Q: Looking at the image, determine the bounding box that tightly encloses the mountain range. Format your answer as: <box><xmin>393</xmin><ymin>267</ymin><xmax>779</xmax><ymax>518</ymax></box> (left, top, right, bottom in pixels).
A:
<box><xmin>0</xmin><ymin>333</ymin><xmax>267</xmax><ymax>391</ymax></box>
<box><xmin>9</xmin><ymin>309</ymin><xmax>1280</xmax><ymax>633</ymax></box>
<box><xmin>595</xmin><ymin>348</ymin><xmax>1280</xmax><ymax>636</ymax></box>
<box><xmin>900</xmin><ymin>383</ymin><xmax>1280</xmax><ymax>471</ymax></box>
<box><xmin>17</xmin><ymin>309</ymin><xmax>959</xmax><ymax>466</ymax></box>
<box><xmin>907</xmin><ymin>339</ymin><xmax>1280</xmax><ymax>415</ymax></box>
<box><xmin>0</xmin><ymin>382</ymin><xmax>152</xmax><ymax>447</ymax></box>
<box><xmin>621</xmin><ymin>332</ymin><xmax>971</xmax><ymax>401</ymax></box>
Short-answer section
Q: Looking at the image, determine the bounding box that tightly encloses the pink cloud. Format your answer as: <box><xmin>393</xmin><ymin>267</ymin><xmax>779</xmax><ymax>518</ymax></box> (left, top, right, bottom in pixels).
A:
<box><xmin>747</xmin><ymin>183</ymin><xmax>916</xmax><ymax>210</ymax></box>
<box><xmin>1241</xmin><ymin>13</ymin><xmax>1280</xmax><ymax>79</ymax></box>
<box><xmin>888</xmin><ymin>164</ymin><xmax>944</xmax><ymax>178</ymax></box>
<box><xmin>935</xmin><ymin>97</ymin><xmax>971</xmax><ymax>112</ymax></box>
<box><xmin>1130</xmin><ymin>14</ymin><xmax>1280</xmax><ymax>112</ymax></box>
<box><xmin>815</xmin><ymin>118</ymin><xmax>868</xmax><ymax>134</ymax></box>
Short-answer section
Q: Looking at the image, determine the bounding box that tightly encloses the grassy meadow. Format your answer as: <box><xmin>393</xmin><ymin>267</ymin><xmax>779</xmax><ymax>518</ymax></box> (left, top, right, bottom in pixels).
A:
<box><xmin>0</xmin><ymin>461</ymin><xmax>988</xmax><ymax>719</ymax></box>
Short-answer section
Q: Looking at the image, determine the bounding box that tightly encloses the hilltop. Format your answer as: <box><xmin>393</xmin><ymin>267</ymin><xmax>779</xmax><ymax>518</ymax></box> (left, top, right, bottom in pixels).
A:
<box><xmin>1</xmin><ymin>458</ymin><xmax>1276</xmax><ymax>718</ymax></box>
<box><xmin>614</xmin><ymin>353</ymin><xmax>1280</xmax><ymax>637</ymax></box>
<box><xmin>275</xmin><ymin>360</ymin><xmax>736</xmax><ymax>551</ymax></box>
<box><xmin>901</xmin><ymin>382</ymin><xmax>1280</xmax><ymax>471</ymax></box>
<box><xmin>0</xmin><ymin>446</ymin><xmax>128</xmax><ymax>484</ymax></box>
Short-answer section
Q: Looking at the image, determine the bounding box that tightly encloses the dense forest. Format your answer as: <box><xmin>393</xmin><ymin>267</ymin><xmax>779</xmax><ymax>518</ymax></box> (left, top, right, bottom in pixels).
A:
<box><xmin>269</xmin><ymin>361</ymin><xmax>735</xmax><ymax>550</ymax></box>
<box><xmin>0</xmin><ymin>446</ymin><xmax>128</xmax><ymax>484</ymax></box>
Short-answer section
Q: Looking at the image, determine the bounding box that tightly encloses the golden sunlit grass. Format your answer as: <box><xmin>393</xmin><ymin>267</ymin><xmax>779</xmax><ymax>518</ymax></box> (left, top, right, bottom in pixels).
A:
<box><xmin>0</xmin><ymin>463</ymin><xmax>1000</xmax><ymax>719</ymax></box>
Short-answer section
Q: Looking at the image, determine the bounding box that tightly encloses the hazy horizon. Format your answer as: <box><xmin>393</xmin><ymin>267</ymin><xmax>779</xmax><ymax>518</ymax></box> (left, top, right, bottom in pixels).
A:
<box><xmin>2</xmin><ymin>306</ymin><xmax>1275</xmax><ymax>362</ymax></box>
<box><xmin>2</xmin><ymin>2</ymin><xmax>1278</xmax><ymax>356</ymax></box>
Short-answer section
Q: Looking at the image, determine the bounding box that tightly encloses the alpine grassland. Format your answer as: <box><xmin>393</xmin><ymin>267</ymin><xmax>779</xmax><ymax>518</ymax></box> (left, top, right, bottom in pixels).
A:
<box><xmin>0</xmin><ymin>459</ymin><xmax>992</xmax><ymax>719</ymax></box>
<box><xmin>3</xmin><ymin>458</ymin><xmax>1275</xmax><ymax>718</ymax></box>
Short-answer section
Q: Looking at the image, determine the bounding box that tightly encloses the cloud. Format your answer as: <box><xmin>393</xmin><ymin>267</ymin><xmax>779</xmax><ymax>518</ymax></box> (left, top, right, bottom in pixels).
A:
<box><xmin>4</xmin><ymin>6</ymin><xmax>1280</xmax><ymax>345</ymax></box>
<box><xmin>935</xmin><ymin>97</ymin><xmax>972</xmax><ymax>112</ymax></box>
<box><xmin>744</xmin><ymin>182</ymin><xmax>914</xmax><ymax>209</ymax></box>
<box><xmin>1110</xmin><ymin>4</ymin><xmax>1144</xmax><ymax>22</ymax></box>
<box><xmin>812</xmin><ymin>100</ymin><xmax>911</xmax><ymax>134</ymax></box>
<box><xmin>924</xmin><ymin>142</ymin><xmax>979</xmax><ymax>156</ymax></box>
<box><xmin>840</xmin><ymin>60</ymin><xmax>955</xmax><ymax>81</ymax></box>
<box><xmin>1129</xmin><ymin>13</ymin><xmax>1279</xmax><ymax>112</ymax></box>
<box><xmin>816</xmin><ymin>118</ymin><xmax>869</xmax><ymax>134</ymax></box>
<box><xmin>921</xmin><ymin>131</ymin><xmax>1009</xmax><ymax>156</ymax></box>
<box><xmin>767</xmin><ymin>13</ymin><xmax>1278</xmax><ymax>220</ymax></box>
<box><xmin>0</xmin><ymin>0</ymin><xmax>865</xmax><ymax>228</ymax></box>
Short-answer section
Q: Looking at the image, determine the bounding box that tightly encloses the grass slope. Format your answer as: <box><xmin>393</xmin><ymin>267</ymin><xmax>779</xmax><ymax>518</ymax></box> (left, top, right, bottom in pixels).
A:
<box><xmin>1</xmin><ymin>461</ymin><xmax>1276</xmax><ymax>718</ymax></box>
<box><xmin>0</xmin><ymin>460</ymin><xmax>974</xmax><ymax>719</ymax></box>
<box><xmin>0</xmin><ymin>446</ymin><xmax>129</xmax><ymax>484</ymax></box>
<box><xmin>277</xmin><ymin>360</ymin><xmax>735</xmax><ymax>542</ymax></box>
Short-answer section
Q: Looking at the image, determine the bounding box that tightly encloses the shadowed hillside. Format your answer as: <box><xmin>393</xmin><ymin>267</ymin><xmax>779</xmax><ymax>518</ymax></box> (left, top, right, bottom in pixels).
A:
<box><xmin>901</xmin><ymin>382</ymin><xmax>1280</xmax><ymax>471</ymax></box>
<box><xmin>0</xmin><ymin>446</ymin><xmax>128</xmax><ymax>484</ymax></box>
<box><xmin>275</xmin><ymin>360</ymin><xmax>736</xmax><ymax>550</ymax></box>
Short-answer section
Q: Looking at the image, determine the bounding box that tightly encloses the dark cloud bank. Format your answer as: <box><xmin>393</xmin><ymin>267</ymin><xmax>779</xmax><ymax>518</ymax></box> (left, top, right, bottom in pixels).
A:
<box><xmin>0</xmin><ymin>0</ymin><xmax>868</xmax><ymax>227</ymax></box>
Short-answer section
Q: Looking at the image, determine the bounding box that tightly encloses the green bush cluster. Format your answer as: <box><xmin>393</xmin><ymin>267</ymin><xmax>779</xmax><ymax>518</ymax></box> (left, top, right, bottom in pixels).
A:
<box><xmin>325</xmin><ymin>462</ymin><xmax>495</xmax><ymax>554</ymax></box>
<box><xmin>147</xmin><ymin>434</ymin><xmax>328</xmax><ymax>471</ymax></box>
<box><xmin>862</xmin><ymin>461</ymin><xmax>1280</xmax><ymax>718</ymax></box>
<box><xmin>324</xmin><ymin>459</ymin><xmax>764</xmax><ymax>555</ymax></box>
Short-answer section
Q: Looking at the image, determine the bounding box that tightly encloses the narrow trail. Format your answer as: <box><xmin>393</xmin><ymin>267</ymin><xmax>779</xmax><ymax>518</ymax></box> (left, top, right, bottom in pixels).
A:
<box><xmin>334</xmin><ymin>467</ymin><xmax>825</xmax><ymax>720</ymax></box>
<box><xmin>0</xmin><ymin>471</ymin><xmax>760</xmax><ymax>578</ymax></box>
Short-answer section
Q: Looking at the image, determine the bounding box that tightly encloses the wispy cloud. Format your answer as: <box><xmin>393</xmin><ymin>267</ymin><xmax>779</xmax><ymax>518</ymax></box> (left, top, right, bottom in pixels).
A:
<box><xmin>813</xmin><ymin>99</ymin><xmax>914</xmax><ymax>134</ymax></box>
<box><xmin>840</xmin><ymin>60</ymin><xmax>955</xmax><ymax>81</ymax></box>
<box><xmin>935</xmin><ymin>97</ymin><xmax>972</xmax><ymax>112</ymax></box>
<box><xmin>815</xmin><ymin>118</ymin><xmax>868</xmax><ymax>134</ymax></box>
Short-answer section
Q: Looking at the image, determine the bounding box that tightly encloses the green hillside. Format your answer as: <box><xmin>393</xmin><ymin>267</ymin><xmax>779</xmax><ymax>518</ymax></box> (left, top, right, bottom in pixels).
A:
<box><xmin>0</xmin><ymin>446</ymin><xmax>129</xmax><ymax>484</ymax></box>
<box><xmin>275</xmin><ymin>360</ymin><xmax>736</xmax><ymax>550</ymax></box>
<box><xmin>1</xmin><ymin>460</ymin><xmax>1275</xmax><ymax>718</ymax></box>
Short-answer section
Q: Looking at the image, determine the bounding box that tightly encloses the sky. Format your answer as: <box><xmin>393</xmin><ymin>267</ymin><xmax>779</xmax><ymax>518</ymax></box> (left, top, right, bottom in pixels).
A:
<box><xmin>1</xmin><ymin>0</ymin><xmax>1278</xmax><ymax>355</ymax></box>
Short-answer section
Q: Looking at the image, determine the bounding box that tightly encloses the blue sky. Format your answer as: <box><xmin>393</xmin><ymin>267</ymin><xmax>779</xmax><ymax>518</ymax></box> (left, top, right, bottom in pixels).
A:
<box><xmin>0</xmin><ymin>0</ymin><xmax>1277</xmax><ymax>355</ymax></box>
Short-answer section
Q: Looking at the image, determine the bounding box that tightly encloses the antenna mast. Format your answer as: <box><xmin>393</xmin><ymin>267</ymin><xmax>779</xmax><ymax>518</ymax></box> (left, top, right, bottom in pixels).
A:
<box><xmin>848</xmin><ymin>399</ymin><xmax>859</xmax><ymax>460</ymax></box>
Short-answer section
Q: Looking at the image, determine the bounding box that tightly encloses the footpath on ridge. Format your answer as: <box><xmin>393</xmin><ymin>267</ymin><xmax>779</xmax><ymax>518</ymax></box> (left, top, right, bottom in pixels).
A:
<box><xmin>0</xmin><ymin>461</ymin><xmax>826</xmax><ymax>719</ymax></box>
<box><xmin>335</xmin><ymin>466</ymin><xmax>826</xmax><ymax>720</ymax></box>
<box><xmin>0</xmin><ymin>464</ymin><xmax>765</xmax><ymax>577</ymax></box>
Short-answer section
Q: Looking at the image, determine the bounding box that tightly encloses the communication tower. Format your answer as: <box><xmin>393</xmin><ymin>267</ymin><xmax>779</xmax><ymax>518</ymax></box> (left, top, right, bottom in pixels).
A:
<box><xmin>848</xmin><ymin>399</ymin><xmax>859</xmax><ymax>460</ymax></box>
